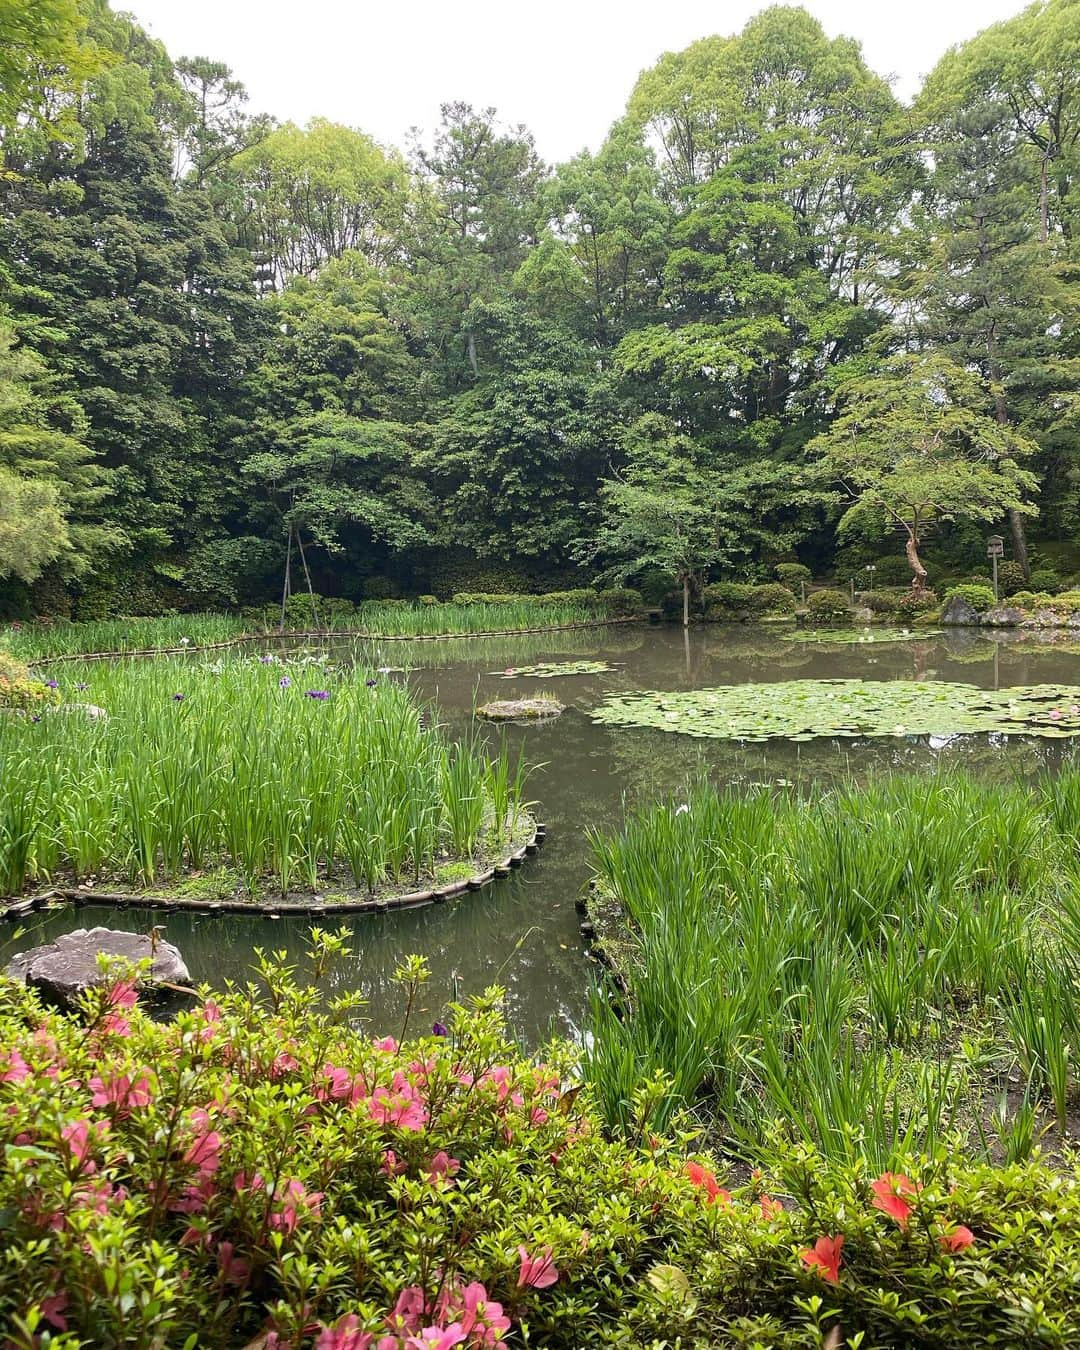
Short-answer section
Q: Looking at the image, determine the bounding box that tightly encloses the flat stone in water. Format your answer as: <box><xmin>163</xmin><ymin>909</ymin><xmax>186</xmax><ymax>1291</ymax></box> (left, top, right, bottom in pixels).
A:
<box><xmin>6</xmin><ymin>926</ymin><xmax>190</xmax><ymax>1006</ymax></box>
<box><xmin>477</xmin><ymin>697</ymin><xmax>564</xmax><ymax>721</ymax></box>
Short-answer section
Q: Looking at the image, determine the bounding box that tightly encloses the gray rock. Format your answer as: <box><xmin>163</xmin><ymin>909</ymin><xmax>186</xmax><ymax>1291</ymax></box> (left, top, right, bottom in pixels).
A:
<box><xmin>981</xmin><ymin>605</ymin><xmax>1028</xmax><ymax>628</ymax></box>
<box><xmin>6</xmin><ymin>926</ymin><xmax>189</xmax><ymax>1006</ymax></box>
<box><xmin>476</xmin><ymin>697</ymin><xmax>564</xmax><ymax>722</ymax></box>
<box><xmin>941</xmin><ymin>594</ymin><xmax>980</xmax><ymax>626</ymax></box>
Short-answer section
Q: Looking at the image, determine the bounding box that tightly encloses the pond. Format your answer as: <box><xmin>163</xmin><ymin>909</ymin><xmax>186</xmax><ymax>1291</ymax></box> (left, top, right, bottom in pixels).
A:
<box><xmin>15</xmin><ymin>623</ymin><xmax>1080</xmax><ymax>1041</ymax></box>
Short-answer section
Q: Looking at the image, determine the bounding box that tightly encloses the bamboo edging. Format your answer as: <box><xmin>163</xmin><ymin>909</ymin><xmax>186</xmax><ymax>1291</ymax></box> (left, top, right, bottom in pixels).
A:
<box><xmin>26</xmin><ymin>618</ymin><xmax>640</xmax><ymax>667</ymax></box>
<box><xmin>1</xmin><ymin>823</ymin><xmax>547</xmax><ymax>922</ymax></box>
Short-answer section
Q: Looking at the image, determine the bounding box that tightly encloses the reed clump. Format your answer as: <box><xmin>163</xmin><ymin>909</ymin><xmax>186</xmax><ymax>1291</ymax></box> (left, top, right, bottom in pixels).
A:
<box><xmin>0</xmin><ymin>655</ymin><xmax>530</xmax><ymax>900</ymax></box>
<box><xmin>585</xmin><ymin>771</ymin><xmax>1080</xmax><ymax>1166</ymax></box>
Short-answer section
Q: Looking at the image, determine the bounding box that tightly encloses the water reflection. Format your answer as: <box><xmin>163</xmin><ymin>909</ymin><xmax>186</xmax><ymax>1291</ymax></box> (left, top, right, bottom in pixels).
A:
<box><xmin>19</xmin><ymin>626</ymin><xmax>1079</xmax><ymax>1041</ymax></box>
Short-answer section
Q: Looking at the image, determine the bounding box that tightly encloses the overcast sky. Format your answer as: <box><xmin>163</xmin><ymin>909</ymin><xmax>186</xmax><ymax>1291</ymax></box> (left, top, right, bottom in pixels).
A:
<box><xmin>125</xmin><ymin>0</ymin><xmax>1027</xmax><ymax>163</ymax></box>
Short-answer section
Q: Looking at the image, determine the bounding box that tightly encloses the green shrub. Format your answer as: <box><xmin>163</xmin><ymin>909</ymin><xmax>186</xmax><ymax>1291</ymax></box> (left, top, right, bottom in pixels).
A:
<box><xmin>895</xmin><ymin>588</ymin><xmax>938</xmax><ymax>619</ymax></box>
<box><xmin>0</xmin><ymin>651</ymin><xmax>62</xmax><ymax>713</ymax></box>
<box><xmin>774</xmin><ymin>562</ymin><xmax>811</xmax><ymax>586</ymax></box>
<box><xmin>8</xmin><ymin>945</ymin><xmax>1080</xmax><ymax>1348</ymax></box>
<box><xmin>1029</xmin><ymin>567</ymin><xmax>1062</xmax><ymax>594</ymax></box>
<box><xmin>944</xmin><ymin>584</ymin><xmax>996</xmax><ymax>613</ymax></box>
<box><xmin>805</xmin><ymin>588</ymin><xmax>852</xmax><ymax>626</ymax></box>
<box><xmin>418</xmin><ymin>594</ymin><xmax>439</xmax><ymax>606</ymax></box>
<box><xmin>754</xmin><ymin>583</ymin><xmax>797</xmax><ymax>616</ymax></box>
<box><xmin>361</xmin><ymin>575</ymin><xmax>397</xmax><ymax>601</ymax></box>
<box><xmin>701</xmin><ymin>583</ymin><xmax>792</xmax><ymax>621</ymax></box>
<box><xmin>862</xmin><ymin>589</ymin><xmax>904</xmax><ymax>615</ymax></box>
<box><xmin>996</xmin><ymin>560</ymin><xmax>1026</xmax><ymax>596</ymax></box>
<box><xmin>597</xmin><ymin>587</ymin><xmax>643</xmax><ymax>617</ymax></box>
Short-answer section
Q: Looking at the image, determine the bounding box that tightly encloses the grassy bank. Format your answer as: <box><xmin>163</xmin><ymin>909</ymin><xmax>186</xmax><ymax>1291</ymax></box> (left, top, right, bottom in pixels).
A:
<box><xmin>5</xmin><ymin>595</ymin><xmax>635</xmax><ymax>663</ymax></box>
<box><xmin>0</xmin><ymin>654</ymin><xmax>529</xmax><ymax>901</ymax></box>
<box><xmin>585</xmin><ymin>771</ymin><xmax>1080</xmax><ymax>1165</ymax></box>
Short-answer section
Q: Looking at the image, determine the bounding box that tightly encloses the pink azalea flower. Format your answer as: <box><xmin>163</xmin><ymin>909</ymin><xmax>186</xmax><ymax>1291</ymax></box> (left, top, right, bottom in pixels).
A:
<box><xmin>0</xmin><ymin>1050</ymin><xmax>30</xmax><ymax>1083</ymax></box>
<box><xmin>184</xmin><ymin>1127</ymin><xmax>223</xmax><ymax>1177</ymax></box>
<box><xmin>368</xmin><ymin>1074</ymin><xmax>428</xmax><ymax>1132</ymax></box>
<box><xmin>406</xmin><ymin>1327</ymin><xmax>466</xmax><ymax>1350</ymax></box>
<box><xmin>217</xmin><ymin>1241</ymin><xmax>251</xmax><ymax>1286</ymax></box>
<box><xmin>424</xmin><ymin>1151</ymin><xmax>460</xmax><ymax>1185</ymax></box>
<box><xmin>381</xmin><ymin>1149</ymin><xmax>407</xmax><ymax>1177</ymax></box>
<box><xmin>39</xmin><ymin>1292</ymin><xmax>68</xmax><ymax>1331</ymax></box>
<box><xmin>315</xmin><ymin>1315</ymin><xmax>373</xmax><ymax>1350</ymax></box>
<box><xmin>317</xmin><ymin>1064</ymin><xmax>355</xmax><ymax>1101</ymax></box>
<box><xmin>233</xmin><ymin>1170</ymin><xmax>266</xmax><ymax>1194</ymax></box>
<box><xmin>385</xmin><ymin>1286</ymin><xmax>426</xmax><ymax>1335</ymax></box>
<box><xmin>517</xmin><ymin>1245</ymin><xmax>559</xmax><ymax>1289</ymax></box>
<box><xmin>171</xmin><ymin>1173</ymin><xmax>217</xmax><ymax>1215</ymax></box>
<box><xmin>268</xmin><ymin>1178</ymin><xmax>324</xmax><ymax>1234</ymax></box>
<box><xmin>61</xmin><ymin>1119</ymin><xmax>107</xmax><ymax>1174</ymax></box>
<box><xmin>106</xmin><ymin>980</ymin><xmax>138</xmax><ymax>1010</ymax></box>
<box><xmin>373</xmin><ymin>1036</ymin><xmax>398</xmax><ymax>1053</ymax></box>
<box><xmin>459</xmin><ymin>1283</ymin><xmax>511</xmax><ymax>1345</ymax></box>
<box><xmin>271</xmin><ymin>1052</ymin><xmax>300</xmax><ymax>1079</ymax></box>
<box><xmin>89</xmin><ymin>1071</ymin><xmax>154</xmax><ymax>1116</ymax></box>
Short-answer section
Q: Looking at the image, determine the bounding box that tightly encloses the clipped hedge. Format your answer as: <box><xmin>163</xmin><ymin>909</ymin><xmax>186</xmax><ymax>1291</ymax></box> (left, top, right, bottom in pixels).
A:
<box><xmin>703</xmin><ymin>583</ymin><xmax>796</xmax><ymax>621</ymax></box>
<box><xmin>5</xmin><ymin>946</ymin><xmax>1080</xmax><ymax>1348</ymax></box>
<box><xmin>944</xmin><ymin>584</ymin><xmax>996</xmax><ymax>613</ymax></box>
<box><xmin>774</xmin><ymin>563</ymin><xmax>811</xmax><ymax>586</ymax></box>
<box><xmin>804</xmin><ymin>588</ymin><xmax>852</xmax><ymax>626</ymax></box>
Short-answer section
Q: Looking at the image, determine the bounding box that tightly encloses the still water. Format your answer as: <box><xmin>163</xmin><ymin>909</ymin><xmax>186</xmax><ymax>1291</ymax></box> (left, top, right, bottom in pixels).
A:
<box><xmin>17</xmin><ymin>624</ymin><xmax>1080</xmax><ymax>1041</ymax></box>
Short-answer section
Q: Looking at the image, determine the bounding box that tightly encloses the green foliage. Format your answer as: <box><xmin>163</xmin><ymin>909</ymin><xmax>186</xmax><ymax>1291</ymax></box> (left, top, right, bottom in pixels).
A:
<box><xmin>945</xmin><ymin>584</ymin><xmax>996</xmax><ymax>612</ymax></box>
<box><xmin>805</xmin><ymin>588</ymin><xmax>852</xmax><ymax>626</ymax></box>
<box><xmin>896</xmin><ymin>589</ymin><xmax>939</xmax><ymax>620</ymax></box>
<box><xmin>702</xmin><ymin>582</ymin><xmax>795</xmax><ymax>621</ymax></box>
<box><xmin>774</xmin><ymin>562</ymin><xmax>811</xmax><ymax>586</ymax></box>
<box><xmin>0</xmin><ymin>655</ymin><xmax>526</xmax><ymax>896</ymax></box>
<box><xmin>7</xmin><ymin>954</ymin><xmax>1080</xmax><ymax>1347</ymax></box>
<box><xmin>1029</xmin><ymin>568</ymin><xmax>1063</xmax><ymax>593</ymax></box>
<box><xmin>585</xmin><ymin>772</ymin><xmax>1080</xmax><ymax>1169</ymax></box>
<box><xmin>996</xmin><ymin>560</ymin><xmax>1027</xmax><ymax>596</ymax></box>
<box><xmin>0</xmin><ymin>650</ymin><xmax>61</xmax><ymax>712</ymax></box>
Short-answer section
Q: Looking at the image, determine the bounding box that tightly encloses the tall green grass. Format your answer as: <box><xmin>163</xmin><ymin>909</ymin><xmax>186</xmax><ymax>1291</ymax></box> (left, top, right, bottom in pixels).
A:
<box><xmin>0</xmin><ymin>656</ymin><xmax>529</xmax><ymax>898</ymax></box>
<box><xmin>4</xmin><ymin>597</ymin><xmax>623</xmax><ymax>662</ymax></box>
<box><xmin>585</xmin><ymin>772</ymin><xmax>1080</xmax><ymax>1167</ymax></box>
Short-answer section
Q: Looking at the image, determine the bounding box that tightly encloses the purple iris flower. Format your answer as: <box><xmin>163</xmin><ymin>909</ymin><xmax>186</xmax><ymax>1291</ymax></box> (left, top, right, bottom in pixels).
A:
<box><xmin>305</xmin><ymin>690</ymin><xmax>330</xmax><ymax>700</ymax></box>
<box><xmin>172</xmin><ymin>693</ymin><xmax>185</xmax><ymax>702</ymax></box>
<box><xmin>366</xmin><ymin>678</ymin><xmax>378</xmax><ymax>688</ymax></box>
<box><xmin>75</xmin><ymin>682</ymin><xmax>88</xmax><ymax>692</ymax></box>
<box><xmin>260</xmin><ymin>654</ymin><xmax>275</xmax><ymax>664</ymax></box>
<box><xmin>44</xmin><ymin>680</ymin><xmax>59</xmax><ymax>689</ymax></box>
<box><xmin>431</xmin><ymin>1021</ymin><xmax>449</xmax><ymax>1038</ymax></box>
<box><xmin>279</xmin><ymin>676</ymin><xmax>291</xmax><ymax>689</ymax></box>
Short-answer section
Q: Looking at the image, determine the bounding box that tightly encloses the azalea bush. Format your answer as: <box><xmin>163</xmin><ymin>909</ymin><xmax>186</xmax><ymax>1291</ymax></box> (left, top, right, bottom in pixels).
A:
<box><xmin>803</xmin><ymin>588</ymin><xmax>851</xmax><ymax>625</ymax></box>
<box><xmin>5</xmin><ymin>938</ymin><xmax>1080</xmax><ymax>1349</ymax></box>
<box><xmin>0</xmin><ymin>650</ymin><xmax>62</xmax><ymax>713</ymax></box>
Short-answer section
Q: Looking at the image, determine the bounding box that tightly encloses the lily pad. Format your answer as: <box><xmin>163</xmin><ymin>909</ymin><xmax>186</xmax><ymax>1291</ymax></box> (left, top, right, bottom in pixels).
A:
<box><xmin>791</xmin><ymin>628</ymin><xmax>941</xmax><ymax>645</ymax></box>
<box><xmin>590</xmin><ymin>679</ymin><xmax>1080</xmax><ymax>742</ymax></box>
<box><xmin>489</xmin><ymin>661</ymin><xmax>616</xmax><ymax>678</ymax></box>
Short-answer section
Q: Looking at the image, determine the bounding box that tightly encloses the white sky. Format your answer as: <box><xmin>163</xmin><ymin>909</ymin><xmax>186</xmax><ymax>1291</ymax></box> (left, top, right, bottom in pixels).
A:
<box><xmin>124</xmin><ymin>0</ymin><xmax>1029</xmax><ymax>163</ymax></box>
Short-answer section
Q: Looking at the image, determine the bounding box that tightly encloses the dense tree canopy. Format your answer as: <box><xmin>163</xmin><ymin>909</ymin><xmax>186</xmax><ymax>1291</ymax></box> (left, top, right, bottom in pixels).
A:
<box><xmin>0</xmin><ymin>0</ymin><xmax>1076</xmax><ymax>617</ymax></box>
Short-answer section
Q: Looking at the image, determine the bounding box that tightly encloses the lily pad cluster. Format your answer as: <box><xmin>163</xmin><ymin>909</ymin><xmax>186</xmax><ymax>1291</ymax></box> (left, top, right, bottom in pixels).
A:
<box><xmin>590</xmin><ymin>679</ymin><xmax>1080</xmax><ymax>742</ymax></box>
<box><xmin>489</xmin><ymin>660</ymin><xmax>615</xmax><ymax>678</ymax></box>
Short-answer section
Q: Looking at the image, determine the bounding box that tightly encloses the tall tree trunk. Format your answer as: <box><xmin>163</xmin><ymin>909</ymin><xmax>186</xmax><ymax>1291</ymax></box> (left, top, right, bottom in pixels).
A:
<box><xmin>991</xmin><ymin>388</ymin><xmax>1031</xmax><ymax>580</ymax></box>
<box><xmin>682</xmin><ymin>573</ymin><xmax>690</xmax><ymax>629</ymax></box>
<box><xmin>905</xmin><ymin>529</ymin><xmax>928</xmax><ymax>594</ymax></box>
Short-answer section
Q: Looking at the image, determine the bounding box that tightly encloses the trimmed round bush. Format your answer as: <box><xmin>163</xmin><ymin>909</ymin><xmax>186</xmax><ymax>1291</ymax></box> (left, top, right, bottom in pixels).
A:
<box><xmin>995</xmin><ymin>561</ymin><xmax>1026</xmax><ymax>596</ymax></box>
<box><xmin>774</xmin><ymin>562</ymin><xmax>811</xmax><ymax>586</ymax></box>
<box><xmin>861</xmin><ymin>589</ymin><xmax>904</xmax><ymax>616</ymax></box>
<box><xmin>805</xmin><ymin>588</ymin><xmax>853</xmax><ymax>626</ymax></box>
<box><xmin>945</xmin><ymin>584</ymin><xmax>996</xmax><ymax>613</ymax></box>
<box><xmin>1029</xmin><ymin>568</ymin><xmax>1062</xmax><ymax>594</ymax></box>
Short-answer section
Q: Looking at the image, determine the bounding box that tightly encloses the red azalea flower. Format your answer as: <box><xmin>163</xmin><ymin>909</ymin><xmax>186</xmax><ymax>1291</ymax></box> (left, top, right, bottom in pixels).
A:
<box><xmin>684</xmin><ymin>1160</ymin><xmax>731</xmax><ymax>1206</ymax></box>
<box><xmin>871</xmin><ymin>1172</ymin><xmax>919</xmax><ymax>1228</ymax></box>
<box><xmin>759</xmin><ymin>1194</ymin><xmax>784</xmax><ymax>1221</ymax></box>
<box><xmin>939</xmin><ymin>1224</ymin><xmax>975</xmax><ymax>1253</ymax></box>
<box><xmin>801</xmin><ymin>1234</ymin><xmax>844</xmax><ymax>1284</ymax></box>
